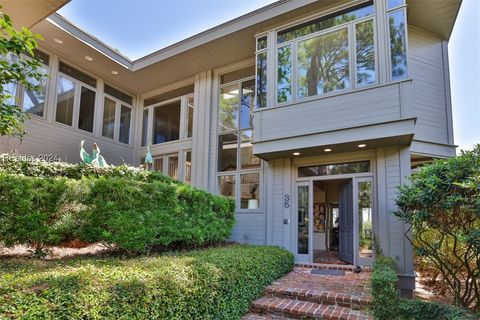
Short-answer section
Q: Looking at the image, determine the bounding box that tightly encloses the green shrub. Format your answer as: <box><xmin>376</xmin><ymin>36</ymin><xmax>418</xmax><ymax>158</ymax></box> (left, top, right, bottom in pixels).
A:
<box><xmin>371</xmin><ymin>254</ymin><xmax>476</xmax><ymax>319</ymax></box>
<box><xmin>0</xmin><ymin>245</ymin><xmax>294</xmax><ymax>319</ymax></box>
<box><xmin>0</xmin><ymin>172</ymin><xmax>235</xmax><ymax>254</ymax></box>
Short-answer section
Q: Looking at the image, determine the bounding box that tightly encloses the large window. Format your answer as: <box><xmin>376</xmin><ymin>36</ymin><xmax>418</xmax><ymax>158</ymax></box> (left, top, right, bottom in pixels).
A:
<box><xmin>274</xmin><ymin>1</ymin><xmax>376</xmax><ymax>104</ymax></box>
<box><xmin>144</xmin><ymin>93</ymin><xmax>194</xmax><ymax>146</ymax></box>
<box><xmin>255</xmin><ymin>36</ymin><xmax>268</xmax><ymax>108</ymax></box>
<box><xmin>56</xmin><ymin>62</ymin><xmax>97</xmax><ymax>132</ymax></box>
<box><xmin>218</xmin><ymin>76</ymin><xmax>261</xmax><ymax>210</ymax></box>
<box><xmin>151</xmin><ymin>151</ymin><xmax>191</xmax><ymax>183</ymax></box>
<box><xmin>298</xmin><ymin>161</ymin><xmax>370</xmax><ymax>177</ymax></box>
<box><xmin>101</xmin><ymin>84</ymin><xmax>133</xmax><ymax>144</ymax></box>
<box><xmin>387</xmin><ymin>0</ymin><xmax>408</xmax><ymax>80</ymax></box>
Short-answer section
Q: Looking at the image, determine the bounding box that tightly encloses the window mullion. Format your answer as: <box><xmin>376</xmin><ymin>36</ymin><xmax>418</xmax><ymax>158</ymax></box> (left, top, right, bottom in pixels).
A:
<box><xmin>113</xmin><ymin>101</ymin><xmax>121</xmax><ymax>141</ymax></box>
<box><xmin>72</xmin><ymin>82</ymin><xmax>81</xmax><ymax>129</ymax></box>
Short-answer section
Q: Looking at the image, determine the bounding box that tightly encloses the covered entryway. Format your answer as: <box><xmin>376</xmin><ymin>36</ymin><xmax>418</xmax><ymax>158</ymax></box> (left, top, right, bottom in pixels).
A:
<box><xmin>293</xmin><ymin>160</ymin><xmax>375</xmax><ymax>266</ymax></box>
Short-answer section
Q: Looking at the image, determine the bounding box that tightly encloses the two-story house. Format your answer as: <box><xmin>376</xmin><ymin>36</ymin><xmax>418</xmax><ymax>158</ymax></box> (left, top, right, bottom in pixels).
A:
<box><xmin>0</xmin><ymin>0</ymin><xmax>462</xmax><ymax>295</ymax></box>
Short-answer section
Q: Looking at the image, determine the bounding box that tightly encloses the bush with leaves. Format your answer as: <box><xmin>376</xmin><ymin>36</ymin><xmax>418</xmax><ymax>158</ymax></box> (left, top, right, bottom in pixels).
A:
<box><xmin>0</xmin><ymin>167</ymin><xmax>235</xmax><ymax>254</ymax></box>
<box><xmin>0</xmin><ymin>10</ymin><xmax>45</xmax><ymax>137</ymax></box>
<box><xmin>394</xmin><ymin>145</ymin><xmax>480</xmax><ymax>311</ymax></box>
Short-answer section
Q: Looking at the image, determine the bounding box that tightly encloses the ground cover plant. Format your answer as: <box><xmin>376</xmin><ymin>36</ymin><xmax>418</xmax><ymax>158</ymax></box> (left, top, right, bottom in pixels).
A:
<box><xmin>0</xmin><ymin>245</ymin><xmax>294</xmax><ymax>319</ymax></box>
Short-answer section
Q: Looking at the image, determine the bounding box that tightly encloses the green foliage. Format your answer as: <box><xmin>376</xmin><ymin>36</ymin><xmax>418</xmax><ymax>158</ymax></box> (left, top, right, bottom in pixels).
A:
<box><xmin>0</xmin><ymin>245</ymin><xmax>294</xmax><ymax>319</ymax></box>
<box><xmin>0</xmin><ymin>10</ymin><xmax>44</xmax><ymax>138</ymax></box>
<box><xmin>371</xmin><ymin>254</ymin><xmax>476</xmax><ymax>319</ymax></box>
<box><xmin>0</xmin><ymin>160</ymin><xmax>235</xmax><ymax>253</ymax></box>
<box><xmin>394</xmin><ymin>145</ymin><xmax>480</xmax><ymax>310</ymax></box>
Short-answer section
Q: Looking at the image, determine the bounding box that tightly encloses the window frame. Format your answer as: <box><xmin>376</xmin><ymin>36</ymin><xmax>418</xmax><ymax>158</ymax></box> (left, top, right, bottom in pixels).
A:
<box><xmin>54</xmin><ymin>69</ymin><xmax>97</xmax><ymax>133</ymax></box>
<box><xmin>151</xmin><ymin>150</ymin><xmax>192</xmax><ymax>183</ymax></box>
<box><xmin>145</xmin><ymin>93</ymin><xmax>193</xmax><ymax>146</ymax></box>
<box><xmin>217</xmin><ymin>75</ymin><xmax>263</xmax><ymax>213</ymax></box>
<box><xmin>102</xmin><ymin>89</ymin><xmax>133</xmax><ymax>145</ymax></box>
<box><xmin>273</xmin><ymin>12</ymin><xmax>378</xmax><ymax>107</ymax></box>
<box><xmin>17</xmin><ymin>51</ymin><xmax>51</xmax><ymax>119</ymax></box>
<box><xmin>386</xmin><ymin>1</ymin><xmax>408</xmax><ymax>82</ymax></box>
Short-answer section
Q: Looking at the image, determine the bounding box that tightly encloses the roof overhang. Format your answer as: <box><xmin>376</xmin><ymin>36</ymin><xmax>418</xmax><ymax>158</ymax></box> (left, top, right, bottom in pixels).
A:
<box><xmin>252</xmin><ymin>118</ymin><xmax>416</xmax><ymax>161</ymax></box>
<box><xmin>0</xmin><ymin>0</ymin><xmax>70</xmax><ymax>28</ymax></box>
<box><xmin>407</xmin><ymin>0</ymin><xmax>462</xmax><ymax>40</ymax></box>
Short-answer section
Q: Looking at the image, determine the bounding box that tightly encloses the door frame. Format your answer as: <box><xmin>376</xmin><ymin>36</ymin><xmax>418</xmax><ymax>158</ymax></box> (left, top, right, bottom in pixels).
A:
<box><xmin>292</xmin><ymin>174</ymin><xmax>375</xmax><ymax>266</ymax></box>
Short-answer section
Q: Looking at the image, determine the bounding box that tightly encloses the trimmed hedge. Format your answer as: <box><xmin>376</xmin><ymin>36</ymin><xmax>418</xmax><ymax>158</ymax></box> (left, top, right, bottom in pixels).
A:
<box><xmin>0</xmin><ymin>245</ymin><xmax>294</xmax><ymax>319</ymax></box>
<box><xmin>0</xmin><ymin>169</ymin><xmax>235</xmax><ymax>254</ymax></box>
<box><xmin>372</xmin><ymin>255</ymin><xmax>476</xmax><ymax>320</ymax></box>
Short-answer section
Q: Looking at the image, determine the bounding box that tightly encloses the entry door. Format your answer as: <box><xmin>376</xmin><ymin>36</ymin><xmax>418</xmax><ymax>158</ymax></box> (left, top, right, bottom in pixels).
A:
<box><xmin>294</xmin><ymin>181</ymin><xmax>313</xmax><ymax>262</ymax></box>
<box><xmin>339</xmin><ymin>181</ymin><xmax>354</xmax><ymax>264</ymax></box>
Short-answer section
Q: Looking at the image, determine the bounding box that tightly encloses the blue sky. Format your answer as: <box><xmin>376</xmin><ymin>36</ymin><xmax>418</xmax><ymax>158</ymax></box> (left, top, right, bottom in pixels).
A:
<box><xmin>58</xmin><ymin>0</ymin><xmax>479</xmax><ymax>152</ymax></box>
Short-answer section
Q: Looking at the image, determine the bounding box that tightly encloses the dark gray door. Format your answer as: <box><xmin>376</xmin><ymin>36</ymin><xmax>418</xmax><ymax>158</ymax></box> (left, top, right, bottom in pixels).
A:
<box><xmin>339</xmin><ymin>181</ymin><xmax>354</xmax><ymax>264</ymax></box>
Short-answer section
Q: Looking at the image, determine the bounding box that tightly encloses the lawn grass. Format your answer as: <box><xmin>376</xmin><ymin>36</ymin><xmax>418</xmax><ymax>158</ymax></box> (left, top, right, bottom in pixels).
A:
<box><xmin>0</xmin><ymin>245</ymin><xmax>294</xmax><ymax>319</ymax></box>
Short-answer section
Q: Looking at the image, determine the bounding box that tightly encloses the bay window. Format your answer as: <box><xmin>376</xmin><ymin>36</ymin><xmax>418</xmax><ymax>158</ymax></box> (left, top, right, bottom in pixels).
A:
<box><xmin>218</xmin><ymin>76</ymin><xmax>261</xmax><ymax>211</ymax></box>
<box><xmin>274</xmin><ymin>1</ymin><xmax>377</xmax><ymax>105</ymax></box>
<box><xmin>101</xmin><ymin>84</ymin><xmax>133</xmax><ymax>144</ymax></box>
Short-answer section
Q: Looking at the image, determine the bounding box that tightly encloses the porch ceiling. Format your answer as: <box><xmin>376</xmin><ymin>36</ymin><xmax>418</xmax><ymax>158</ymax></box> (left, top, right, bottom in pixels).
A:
<box><xmin>0</xmin><ymin>0</ymin><xmax>69</xmax><ymax>28</ymax></box>
<box><xmin>252</xmin><ymin>118</ymin><xmax>416</xmax><ymax>161</ymax></box>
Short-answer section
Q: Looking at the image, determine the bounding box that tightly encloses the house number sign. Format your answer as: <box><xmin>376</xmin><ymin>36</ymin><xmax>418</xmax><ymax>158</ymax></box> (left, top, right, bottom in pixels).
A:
<box><xmin>283</xmin><ymin>194</ymin><xmax>290</xmax><ymax>208</ymax></box>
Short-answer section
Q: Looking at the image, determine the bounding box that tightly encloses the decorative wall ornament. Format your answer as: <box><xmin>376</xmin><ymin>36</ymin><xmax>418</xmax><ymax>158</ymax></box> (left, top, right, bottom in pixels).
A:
<box><xmin>80</xmin><ymin>140</ymin><xmax>108</xmax><ymax>167</ymax></box>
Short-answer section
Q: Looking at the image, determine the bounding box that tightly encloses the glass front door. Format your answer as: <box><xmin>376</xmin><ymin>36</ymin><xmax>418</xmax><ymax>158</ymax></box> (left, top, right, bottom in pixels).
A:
<box><xmin>294</xmin><ymin>181</ymin><xmax>312</xmax><ymax>262</ymax></box>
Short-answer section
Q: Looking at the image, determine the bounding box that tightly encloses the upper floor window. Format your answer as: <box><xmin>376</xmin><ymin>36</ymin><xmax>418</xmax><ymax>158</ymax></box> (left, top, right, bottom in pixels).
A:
<box><xmin>56</xmin><ymin>62</ymin><xmax>96</xmax><ymax>132</ymax></box>
<box><xmin>387</xmin><ymin>0</ymin><xmax>407</xmax><ymax>80</ymax></box>
<box><xmin>144</xmin><ymin>87</ymin><xmax>194</xmax><ymax>146</ymax></box>
<box><xmin>255</xmin><ymin>36</ymin><xmax>268</xmax><ymax>109</ymax></box>
<box><xmin>102</xmin><ymin>84</ymin><xmax>133</xmax><ymax>144</ymax></box>
<box><xmin>275</xmin><ymin>1</ymin><xmax>376</xmax><ymax>105</ymax></box>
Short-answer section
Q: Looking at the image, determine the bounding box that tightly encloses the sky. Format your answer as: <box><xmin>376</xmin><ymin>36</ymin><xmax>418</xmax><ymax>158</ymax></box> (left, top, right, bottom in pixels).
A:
<box><xmin>58</xmin><ymin>0</ymin><xmax>480</xmax><ymax>152</ymax></box>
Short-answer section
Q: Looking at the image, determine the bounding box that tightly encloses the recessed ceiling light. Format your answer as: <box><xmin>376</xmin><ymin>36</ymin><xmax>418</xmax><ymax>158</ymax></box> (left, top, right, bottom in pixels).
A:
<box><xmin>85</xmin><ymin>55</ymin><xmax>93</xmax><ymax>61</ymax></box>
<box><xmin>358</xmin><ymin>144</ymin><xmax>367</xmax><ymax>148</ymax></box>
<box><xmin>293</xmin><ymin>152</ymin><xmax>300</xmax><ymax>156</ymax></box>
<box><xmin>53</xmin><ymin>38</ymin><xmax>63</xmax><ymax>44</ymax></box>
<box><xmin>324</xmin><ymin>148</ymin><xmax>332</xmax><ymax>152</ymax></box>
<box><xmin>111</xmin><ymin>70</ymin><xmax>118</xmax><ymax>75</ymax></box>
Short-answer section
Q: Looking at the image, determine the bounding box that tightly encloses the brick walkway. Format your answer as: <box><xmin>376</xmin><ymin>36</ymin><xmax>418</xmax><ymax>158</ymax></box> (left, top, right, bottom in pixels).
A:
<box><xmin>244</xmin><ymin>266</ymin><xmax>373</xmax><ymax>320</ymax></box>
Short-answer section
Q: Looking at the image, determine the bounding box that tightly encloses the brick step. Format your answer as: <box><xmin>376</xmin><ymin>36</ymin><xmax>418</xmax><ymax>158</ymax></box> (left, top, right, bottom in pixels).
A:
<box><xmin>243</xmin><ymin>312</ymin><xmax>289</xmax><ymax>319</ymax></box>
<box><xmin>250</xmin><ymin>297</ymin><xmax>372</xmax><ymax>320</ymax></box>
<box><xmin>265</xmin><ymin>286</ymin><xmax>371</xmax><ymax>310</ymax></box>
<box><xmin>294</xmin><ymin>263</ymin><xmax>372</xmax><ymax>272</ymax></box>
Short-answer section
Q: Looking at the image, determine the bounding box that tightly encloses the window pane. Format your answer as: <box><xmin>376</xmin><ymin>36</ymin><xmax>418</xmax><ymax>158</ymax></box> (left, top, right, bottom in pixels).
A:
<box><xmin>141</xmin><ymin>109</ymin><xmax>148</xmax><ymax>146</ymax></box>
<box><xmin>298</xmin><ymin>161</ymin><xmax>370</xmax><ymax>177</ymax></box>
<box><xmin>23</xmin><ymin>65</ymin><xmax>47</xmax><ymax>116</ymax></box>
<box><xmin>102</xmin><ymin>97</ymin><xmax>116</xmax><ymax>139</ymax></box>
<box><xmin>278</xmin><ymin>2</ymin><xmax>374</xmax><ymax>43</ymax></box>
<box><xmin>297</xmin><ymin>28</ymin><xmax>349</xmax><ymax>98</ymax></box>
<box><xmin>184</xmin><ymin>151</ymin><xmax>192</xmax><ymax>184</ymax></box>
<box><xmin>218</xmin><ymin>133</ymin><xmax>237</xmax><ymax>172</ymax></box>
<box><xmin>257</xmin><ymin>36</ymin><xmax>267</xmax><ymax>50</ymax></box>
<box><xmin>59</xmin><ymin>62</ymin><xmax>96</xmax><ymax>87</ymax></box>
<box><xmin>153</xmin><ymin>100</ymin><xmax>181</xmax><ymax>144</ymax></box>
<box><xmin>358</xmin><ymin>181</ymin><xmax>373</xmax><ymax>258</ymax></box>
<box><xmin>78</xmin><ymin>86</ymin><xmax>95</xmax><ymax>132</ymax></box>
<box><xmin>240</xmin><ymin>172</ymin><xmax>260</xmax><ymax>209</ymax></box>
<box><xmin>240</xmin><ymin>79</ymin><xmax>255</xmax><ymax>129</ymax></box>
<box><xmin>56</xmin><ymin>76</ymin><xmax>75</xmax><ymax>126</ymax></box>
<box><xmin>356</xmin><ymin>19</ymin><xmax>376</xmax><ymax>86</ymax></box>
<box><xmin>187</xmin><ymin>97</ymin><xmax>194</xmax><ymax>138</ymax></box>
<box><xmin>119</xmin><ymin>105</ymin><xmax>131</xmax><ymax>144</ymax></box>
<box><xmin>33</xmin><ymin>49</ymin><xmax>49</xmax><ymax>66</ymax></box>
<box><xmin>297</xmin><ymin>185</ymin><xmax>309</xmax><ymax>254</ymax></box>
<box><xmin>387</xmin><ymin>0</ymin><xmax>405</xmax><ymax>9</ymax></box>
<box><xmin>240</xmin><ymin>130</ymin><xmax>260</xmax><ymax>170</ymax></box>
<box><xmin>3</xmin><ymin>82</ymin><xmax>17</xmax><ymax>106</ymax></box>
<box><xmin>154</xmin><ymin>158</ymin><xmax>163</xmax><ymax>172</ymax></box>
<box><xmin>219</xmin><ymin>175</ymin><xmax>236</xmax><ymax>198</ymax></box>
<box><xmin>168</xmin><ymin>155</ymin><xmax>179</xmax><ymax>180</ymax></box>
<box><xmin>256</xmin><ymin>51</ymin><xmax>267</xmax><ymax>108</ymax></box>
<box><xmin>389</xmin><ymin>9</ymin><xmax>408</xmax><ymax>80</ymax></box>
<box><xmin>277</xmin><ymin>45</ymin><xmax>293</xmax><ymax>103</ymax></box>
<box><xmin>219</xmin><ymin>84</ymin><xmax>239</xmax><ymax>132</ymax></box>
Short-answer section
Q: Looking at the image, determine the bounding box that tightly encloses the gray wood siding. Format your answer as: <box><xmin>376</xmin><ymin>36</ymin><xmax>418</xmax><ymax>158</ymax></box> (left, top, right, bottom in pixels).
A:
<box><xmin>407</xmin><ymin>27</ymin><xmax>450</xmax><ymax>145</ymax></box>
<box><xmin>255</xmin><ymin>83</ymin><xmax>404</xmax><ymax>143</ymax></box>
<box><xmin>230</xmin><ymin>213</ymin><xmax>266</xmax><ymax>245</ymax></box>
<box><xmin>0</xmin><ymin>117</ymin><xmax>134</xmax><ymax>165</ymax></box>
